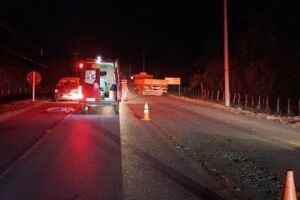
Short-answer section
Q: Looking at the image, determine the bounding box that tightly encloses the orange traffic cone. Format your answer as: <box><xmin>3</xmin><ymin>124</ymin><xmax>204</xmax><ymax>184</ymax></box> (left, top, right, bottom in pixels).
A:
<box><xmin>142</xmin><ymin>102</ymin><xmax>151</xmax><ymax>121</ymax></box>
<box><xmin>281</xmin><ymin>170</ymin><xmax>297</xmax><ymax>200</ymax></box>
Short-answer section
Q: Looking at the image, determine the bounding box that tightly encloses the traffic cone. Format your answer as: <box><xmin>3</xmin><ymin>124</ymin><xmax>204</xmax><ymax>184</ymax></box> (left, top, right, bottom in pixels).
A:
<box><xmin>281</xmin><ymin>170</ymin><xmax>297</xmax><ymax>200</ymax></box>
<box><xmin>142</xmin><ymin>102</ymin><xmax>151</xmax><ymax>121</ymax></box>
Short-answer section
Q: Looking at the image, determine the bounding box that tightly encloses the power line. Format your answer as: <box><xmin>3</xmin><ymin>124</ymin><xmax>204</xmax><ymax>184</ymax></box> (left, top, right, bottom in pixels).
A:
<box><xmin>0</xmin><ymin>20</ymin><xmax>36</xmax><ymax>50</ymax></box>
<box><xmin>70</xmin><ymin>51</ymin><xmax>80</xmax><ymax>76</ymax></box>
<box><xmin>0</xmin><ymin>42</ymin><xmax>50</xmax><ymax>69</ymax></box>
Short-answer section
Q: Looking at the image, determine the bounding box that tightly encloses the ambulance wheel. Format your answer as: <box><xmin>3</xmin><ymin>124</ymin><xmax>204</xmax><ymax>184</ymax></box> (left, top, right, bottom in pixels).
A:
<box><xmin>81</xmin><ymin>104</ymin><xmax>88</xmax><ymax>113</ymax></box>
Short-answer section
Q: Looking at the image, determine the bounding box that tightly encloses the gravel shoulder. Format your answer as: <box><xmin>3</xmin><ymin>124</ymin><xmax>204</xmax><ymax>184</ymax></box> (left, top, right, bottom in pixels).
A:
<box><xmin>0</xmin><ymin>100</ymin><xmax>46</xmax><ymax>121</ymax></box>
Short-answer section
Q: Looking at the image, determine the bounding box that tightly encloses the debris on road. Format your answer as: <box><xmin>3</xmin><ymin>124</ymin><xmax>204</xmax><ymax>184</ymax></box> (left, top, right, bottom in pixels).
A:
<box><xmin>46</xmin><ymin>107</ymin><xmax>76</xmax><ymax>113</ymax></box>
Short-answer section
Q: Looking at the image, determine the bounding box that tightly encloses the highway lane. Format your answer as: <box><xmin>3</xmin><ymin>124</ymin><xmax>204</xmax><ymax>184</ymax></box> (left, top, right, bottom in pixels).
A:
<box><xmin>124</xmin><ymin>94</ymin><xmax>300</xmax><ymax>199</ymax></box>
<box><xmin>0</xmin><ymin>99</ymin><xmax>235</xmax><ymax>200</ymax></box>
<box><xmin>0</xmin><ymin>102</ymin><xmax>78</xmax><ymax>173</ymax></box>
<box><xmin>0</xmin><ymin>103</ymin><xmax>123</xmax><ymax>200</ymax></box>
<box><xmin>1</xmin><ymin>93</ymin><xmax>299</xmax><ymax>199</ymax></box>
<box><xmin>120</xmin><ymin>97</ymin><xmax>235</xmax><ymax>200</ymax></box>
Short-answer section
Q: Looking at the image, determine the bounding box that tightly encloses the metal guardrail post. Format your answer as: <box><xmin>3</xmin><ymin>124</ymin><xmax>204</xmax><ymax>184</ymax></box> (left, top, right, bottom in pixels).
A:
<box><xmin>256</xmin><ymin>96</ymin><xmax>261</xmax><ymax>111</ymax></box>
<box><xmin>287</xmin><ymin>98</ymin><xmax>291</xmax><ymax>116</ymax></box>
<box><xmin>265</xmin><ymin>96</ymin><xmax>270</xmax><ymax>112</ymax></box>
<box><xmin>277</xmin><ymin>97</ymin><xmax>281</xmax><ymax>114</ymax></box>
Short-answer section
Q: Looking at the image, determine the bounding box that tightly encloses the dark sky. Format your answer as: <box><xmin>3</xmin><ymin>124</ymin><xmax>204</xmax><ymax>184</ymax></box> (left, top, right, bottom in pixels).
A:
<box><xmin>0</xmin><ymin>0</ymin><xmax>299</xmax><ymax>74</ymax></box>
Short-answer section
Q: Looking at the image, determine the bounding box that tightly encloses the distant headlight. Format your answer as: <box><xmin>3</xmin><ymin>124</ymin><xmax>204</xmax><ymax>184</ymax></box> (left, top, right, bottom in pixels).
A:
<box><xmin>54</xmin><ymin>89</ymin><xmax>58</xmax><ymax>93</ymax></box>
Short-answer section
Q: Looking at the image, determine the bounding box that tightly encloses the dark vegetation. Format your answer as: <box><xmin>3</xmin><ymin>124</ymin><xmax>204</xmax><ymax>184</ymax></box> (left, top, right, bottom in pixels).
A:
<box><xmin>0</xmin><ymin>49</ymin><xmax>73</xmax><ymax>100</ymax></box>
<box><xmin>0</xmin><ymin>1</ymin><xmax>299</xmax><ymax>102</ymax></box>
<box><xmin>190</xmin><ymin>1</ymin><xmax>300</xmax><ymax>99</ymax></box>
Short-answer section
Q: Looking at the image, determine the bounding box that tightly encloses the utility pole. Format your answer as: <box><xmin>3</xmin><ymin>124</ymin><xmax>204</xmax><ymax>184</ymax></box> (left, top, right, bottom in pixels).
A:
<box><xmin>70</xmin><ymin>51</ymin><xmax>80</xmax><ymax>77</ymax></box>
<box><xmin>142</xmin><ymin>51</ymin><xmax>146</xmax><ymax>72</ymax></box>
<box><xmin>40</xmin><ymin>48</ymin><xmax>43</xmax><ymax>57</ymax></box>
<box><xmin>129</xmin><ymin>58</ymin><xmax>132</xmax><ymax>76</ymax></box>
<box><xmin>224</xmin><ymin>0</ymin><xmax>230</xmax><ymax>107</ymax></box>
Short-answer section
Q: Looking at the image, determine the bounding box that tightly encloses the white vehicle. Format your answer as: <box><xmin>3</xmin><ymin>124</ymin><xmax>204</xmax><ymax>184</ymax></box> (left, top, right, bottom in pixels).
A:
<box><xmin>54</xmin><ymin>77</ymin><xmax>81</xmax><ymax>101</ymax></box>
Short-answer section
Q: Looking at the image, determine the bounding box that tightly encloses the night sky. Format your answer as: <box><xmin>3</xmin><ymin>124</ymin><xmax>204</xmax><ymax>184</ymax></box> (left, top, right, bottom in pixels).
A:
<box><xmin>1</xmin><ymin>0</ymin><xmax>300</xmax><ymax>75</ymax></box>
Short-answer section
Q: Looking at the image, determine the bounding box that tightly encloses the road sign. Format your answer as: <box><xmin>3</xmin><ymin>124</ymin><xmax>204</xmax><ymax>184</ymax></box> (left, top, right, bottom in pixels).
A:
<box><xmin>26</xmin><ymin>71</ymin><xmax>42</xmax><ymax>85</ymax></box>
<box><xmin>165</xmin><ymin>77</ymin><xmax>181</xmax><ymax>96</ymax></box>
<box><xmin>165</xmin><ymin>77</ymin><xmax>181</xmax><ymax>85</ymax></box>
<box><xmin>26</xmin><ymin>71</ymin><xmax>42</xmax><ymax>102</ymax></box>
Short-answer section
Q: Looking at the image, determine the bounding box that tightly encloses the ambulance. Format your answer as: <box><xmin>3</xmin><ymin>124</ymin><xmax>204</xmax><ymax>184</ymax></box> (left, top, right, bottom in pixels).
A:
<box><xmin>78</xmin><ymin>57</ymin><xmax>120</xmax><ymax>114</ymax></box>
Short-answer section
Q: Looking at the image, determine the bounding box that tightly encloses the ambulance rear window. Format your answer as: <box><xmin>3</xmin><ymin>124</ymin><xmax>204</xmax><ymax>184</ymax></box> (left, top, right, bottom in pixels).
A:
<box><xmin>100</xmin><ymin>71</ymin><xmax>107</xmax><ymax>76</ymax></box>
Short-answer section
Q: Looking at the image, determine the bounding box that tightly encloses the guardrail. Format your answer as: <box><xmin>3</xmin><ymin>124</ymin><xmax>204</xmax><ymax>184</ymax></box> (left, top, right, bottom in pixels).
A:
<box><xmin>0</xmin><ymin>87</ymin><xmax>54</xmax><ymax>102</ymax></box>
<box><xmin>169</xmin><ymin>87</ymin><xmax>300</xmax><ymax>116</ymax></box>
<box><xmin>0</xmin><ymin>87</ymin><xmax>32</xmax><ymax>97</ymax></box>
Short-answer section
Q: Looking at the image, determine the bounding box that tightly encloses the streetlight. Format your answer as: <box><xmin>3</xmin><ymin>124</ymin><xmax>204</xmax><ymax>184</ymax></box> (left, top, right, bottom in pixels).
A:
<box><xmin>129</xmin><ymin>58</ymin><xmax>132</xmax><ymax>77</ymax></box>
<box><xmin>97</xmin><ymin>56</ymin><xmax>102</xmax><ymax>64</ymax></box>
<box><xmin>142</xmin><ymin>51</ymin><xmax>146</xmax><ymax>72</ymax></box>
<box><xmin>70</xmin><ymin>51</ymin><xmax>80</xmax><ymax>77</ymax></box>
<box><xmin>224</xmin><ymin>0</ymin><xmax>230</xmax><ymax>107</ymax></box>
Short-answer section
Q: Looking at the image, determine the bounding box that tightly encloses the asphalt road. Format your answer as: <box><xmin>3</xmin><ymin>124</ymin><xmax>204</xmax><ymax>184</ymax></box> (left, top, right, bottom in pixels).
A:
<box><xmin>125</xmin><ymin>95</ymin><xmax>300</xmax><ymax>200</ymax></box>
<box><xmin>0</xmin><ymin>93</ymin><xmax>299</xmax><ymax>200</ymax></box>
